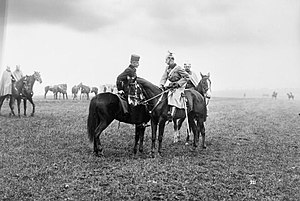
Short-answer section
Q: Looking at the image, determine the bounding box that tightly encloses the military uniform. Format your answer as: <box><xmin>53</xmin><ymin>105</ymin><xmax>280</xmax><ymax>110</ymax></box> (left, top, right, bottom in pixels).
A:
<box><xmin>160</xmin><ymin>63</ymin><xmax>190</xmax><ymax>109</ymax></box>
<box><xmin>184</xmin><ymin>64</ymin><xmax>199</xmax><ymax>89</ymax></box>
<box><xmin>116</xmin><ymin>54</ymin><xmax>140</xmax><ymax>93</ymax></box>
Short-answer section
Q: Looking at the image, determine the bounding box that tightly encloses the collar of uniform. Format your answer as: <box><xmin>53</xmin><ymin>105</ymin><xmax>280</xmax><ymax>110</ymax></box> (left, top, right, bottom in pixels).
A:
<box><xmin>168</xmin><ymin>63</ymin><xmax>176</xmax><ymax>69</ymax></box>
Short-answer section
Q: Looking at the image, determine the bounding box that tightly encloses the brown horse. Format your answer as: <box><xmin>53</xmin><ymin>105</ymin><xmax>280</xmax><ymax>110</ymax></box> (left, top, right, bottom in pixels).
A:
<box><xmin>128</xmin><ymin>76</ymin><xmax>209</xmax><ymax>158</ymax></box>
<box><xmin>0</xmin><ymin>71</ymin><xmax>42</xmax><ymax>117</ymax></box>
<box><xmin>172</xmin><ymin>73</ymin><xmax>211</xmax><ymax>144</ymax></box>
<box><xmin>78</xmin><ymin>82</ymin><xmax>90</xmax><ymax>100</ymax></box>
<box><xmin>72</xmin><ymin>85</ymin><xmax>80</xmax><ymax>100</ymax></box>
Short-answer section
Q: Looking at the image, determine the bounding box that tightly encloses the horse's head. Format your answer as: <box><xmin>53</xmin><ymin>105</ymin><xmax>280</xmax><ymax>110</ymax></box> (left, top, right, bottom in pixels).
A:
<box><xmin>196</xmin><ymin>72</ymin><xmax>211</xmax><ymax>99</ymax></box>
<box><xmin>33</xmin><ymin>71</ymin><xmax>42</xmax><ymax>84</ymax></box>
<box><xmin>126</xmin><ymin>76</ymin><xmax>144</xmax><ymax>106</ymax></box>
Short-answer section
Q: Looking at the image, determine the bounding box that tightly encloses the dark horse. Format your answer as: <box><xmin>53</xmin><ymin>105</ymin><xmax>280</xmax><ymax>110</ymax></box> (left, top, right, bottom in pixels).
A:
<box><xmin>87</xmin><ymin>80</ymin><xmax>150</xmax><ymax>157</ymax></box>
<box><xmin>128</xmin><ymin>76</ymin><xmax>209</xmax><ymax>158</ymax></box>
<box><xmin>0</xmin><ymin>71</ymin><xmax>42</xmax><ymax>117</ymax></box>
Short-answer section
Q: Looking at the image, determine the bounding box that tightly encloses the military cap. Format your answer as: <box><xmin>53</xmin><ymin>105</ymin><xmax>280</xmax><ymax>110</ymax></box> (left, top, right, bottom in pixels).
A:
<box><xmin>130</xmin><ymin>54</ymin><xmax>140</xmax><ymax>62</ymax></box>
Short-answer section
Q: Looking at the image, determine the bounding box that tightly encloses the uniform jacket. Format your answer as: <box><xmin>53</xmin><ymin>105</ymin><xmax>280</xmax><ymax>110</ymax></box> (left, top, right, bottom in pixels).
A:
<box><xmin>159</xmin><ymin>64</ymin><xmax>189</xmax><ymax>87</ymax></box>
<box><xmin>186</xmin><ymin>70</ymin><xmax>199</xmax><ymax>89</ymax></box>
<box><xmin>116</xmin><ymin>65</ymin><xmax>137</xmax><ymax>91</ymax></box>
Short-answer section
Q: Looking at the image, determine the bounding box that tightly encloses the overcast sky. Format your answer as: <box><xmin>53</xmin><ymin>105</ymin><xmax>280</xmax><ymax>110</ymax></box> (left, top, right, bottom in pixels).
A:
<box><xmin>1</xmin><ymin>0</ymin><xmax>300</xmax><ymax>95</ymax></box>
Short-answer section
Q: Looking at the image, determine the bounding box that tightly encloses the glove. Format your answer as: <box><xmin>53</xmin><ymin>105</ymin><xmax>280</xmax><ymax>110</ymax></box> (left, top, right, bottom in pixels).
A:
<box><xmin>118</xmin><ymin>90</ymin><xmax>125</xmax><ymax>95</ymax></box>
<box><xmin>159</xmin><ymin>85</ymin><xmax>165</xmax><ymax>91</ymax></box>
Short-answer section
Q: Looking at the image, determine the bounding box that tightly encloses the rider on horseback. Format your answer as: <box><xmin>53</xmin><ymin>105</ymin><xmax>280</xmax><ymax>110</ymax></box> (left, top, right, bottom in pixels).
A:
<box><xmin>116</xmin><ymin>54</ymin><xmax>140</xmax><ymax>114</ymax></box>
<box><xmin>159</xmin><ymin>52</ymin><xmax>190</xmax><ymax>121</ymax></box>
<box><xmin>184</xmin><ymin>62</ymin><xmax>199</xmax><ymax>90</ymax></box>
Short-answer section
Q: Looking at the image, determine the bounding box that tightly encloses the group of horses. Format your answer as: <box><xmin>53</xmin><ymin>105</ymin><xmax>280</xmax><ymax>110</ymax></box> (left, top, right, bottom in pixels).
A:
<box><xmin>272</xmin><ymin>91</ymin><xmax>295</xmax><ymax>100</ymax></box>
<box><xmin>0</xmin><ymin>71</ymin><xmax>42</xmax><ymax>117</ymax></box>
<box><xmin>44</xmin><ymin>84</ymin><xmax>68</xmax><ymax>99</ymax></box>
<box><xmin>87</xmin><ymin>73</ymin><xmax>211</xmax><ymax>158</ymax></box>
<box><xmin>45</xmin><ymin>83</ymin><xmax>113</xmax><ymax>100</ymax></box>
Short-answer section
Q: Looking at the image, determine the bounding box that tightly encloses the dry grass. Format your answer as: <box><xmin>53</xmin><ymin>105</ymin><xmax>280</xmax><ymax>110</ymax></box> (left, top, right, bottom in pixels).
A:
<box><xmin>0</xmin><ymin>96</ymin><xmax>299</xmax><ymax>200</ymax></box>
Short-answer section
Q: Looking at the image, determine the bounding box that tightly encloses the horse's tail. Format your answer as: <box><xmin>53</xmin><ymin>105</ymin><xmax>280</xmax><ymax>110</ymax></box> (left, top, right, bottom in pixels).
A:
<box><xmin>87</xmin><ymin>97</ymin><xmax>99</xmax><ymax>143</ymax></box>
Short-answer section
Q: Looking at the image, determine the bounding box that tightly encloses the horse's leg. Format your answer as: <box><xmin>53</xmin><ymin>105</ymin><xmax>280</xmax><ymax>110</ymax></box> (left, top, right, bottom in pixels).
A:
<box><xmin>172</xmin><ymin>119</ymin><xmax>179</xmax><ymax>143</ymax></box>
<box><xmin>27</xmin><ymin>97</ymin><xmax>35</xmax><ymax>117</ymax></box>
<box><xmin>189</xmin><ymin>118</ymin><xmax>198</xmax><ymax>149</ymax></box>
<box><xmin>0</xmin><ymin>95</ymin><xmax>7</xmax><ymax>115</ymax></box>
<box><xmin>138</xmin><ymin>124</ymin><xmax>146</xmax><ymax>154</ymax></box>
<box><xmin>177</xmin><ymin>117</ymin><xmax>190</xmax><ymax>144</ymax></box>
<box><xmin>94</xmin><ymin>120</ymin><xmax>112</xmax><ymax>157</ymax></box>
<box><xmin>23</xmin><ymin>99</ymin><xmax>27</xmax><ymax>116</ymax></box>
<box><xmin>158</xmin><ymin>120</ymin><xmax>166</xmax><ymax>156</ymax></box>
<box><xmin>150</xmin><ymin>120</ymin><xmax>158</xmax><ymax>158</ymax></box>
<box><xmin>133</xmin><ymin>124</ymin><xmax>140</xmax><ymax>155</ymax></box>
<box><xmin>16</xmin><ymin>98</ymin><xmax>21</xmax><ymax>118</ymax></box>
<box><xmin>199</xmin><ymin>121</ymin><xmax>206</xmax><ymax>149</ymax></box>
<box><xmin>8</xmin><ymin>95</ymin><xmax>16</xmax><ymax>116</ymax></box>
<box><xmin>66</xmin><ymin>93</ymin><xmax>68</xmax><ymax>100</ymax></box>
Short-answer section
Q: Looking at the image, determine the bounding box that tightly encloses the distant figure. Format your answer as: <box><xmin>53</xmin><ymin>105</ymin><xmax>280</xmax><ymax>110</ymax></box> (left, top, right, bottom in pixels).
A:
<box><xmin>287</xmin><ymin>92</ymin><xmax>294</xmax><ymax>100</ymax></box>
<box><xmin>103</xmin><ymin>85</ymin><xmax>107</xmax><ymax>93</ymax></box>
<box><xmin>244</xmin><ymin>93</ymin><xmax>246</xmax><ymax>98</ymax></box>
<box><xmin>13</xmin><ymin>65</ymin><xmax>23</xmax><ymax>81</ymax></box>
<box><xmin>0</xmin><ymin>66</ymin><xmax>13</xmax><ymax>96</ymax></box>
<box><xmin>272</xmin><ymin>91</ymin><xmax>277</xmax><ymax>99</ymax></box>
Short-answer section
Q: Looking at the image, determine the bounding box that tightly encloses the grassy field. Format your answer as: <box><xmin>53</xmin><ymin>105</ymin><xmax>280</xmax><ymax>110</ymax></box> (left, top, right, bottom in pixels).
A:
<box><xmin>0</xmin><ymin>96</ymin><xmax>299</xmax><ymax>200</ymax></box>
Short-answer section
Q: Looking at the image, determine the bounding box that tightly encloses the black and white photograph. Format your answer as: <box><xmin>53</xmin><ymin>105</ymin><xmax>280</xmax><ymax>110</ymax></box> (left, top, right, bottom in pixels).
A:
<box><xmin>0</xmin><ymin>0</ymin><xmax>299</xmax><ymax>200</ymax></box>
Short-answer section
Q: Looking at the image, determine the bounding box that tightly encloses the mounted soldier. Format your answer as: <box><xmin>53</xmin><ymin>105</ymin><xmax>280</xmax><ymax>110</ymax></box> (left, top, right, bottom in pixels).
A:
<box><xmin>184</xmin><ymin>62</ymin><xmax>199</xmax><ymax>90</ymax></box>
<box><xmin>116</xmin><ymin>54</ymin><xmax>140</xmax><ymax>114</ymax></box>
<box><xmin>159</xmin><ymin>51</ymin><xmax>190</xmax><ymax>121</ymax></box>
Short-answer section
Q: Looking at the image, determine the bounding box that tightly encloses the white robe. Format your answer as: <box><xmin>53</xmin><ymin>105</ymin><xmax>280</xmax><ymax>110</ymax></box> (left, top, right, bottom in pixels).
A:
<box><xmin>0</xmin><ymin>70</ymin><xmax>12</xmax><ymax>96</ymax></box>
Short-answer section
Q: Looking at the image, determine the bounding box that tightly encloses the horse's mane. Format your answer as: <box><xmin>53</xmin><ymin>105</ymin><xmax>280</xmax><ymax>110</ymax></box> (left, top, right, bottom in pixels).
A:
<box><xmin>136</xmin><ymin>77</ymin><xmax>160</xmax><ymax>90</ymax></box>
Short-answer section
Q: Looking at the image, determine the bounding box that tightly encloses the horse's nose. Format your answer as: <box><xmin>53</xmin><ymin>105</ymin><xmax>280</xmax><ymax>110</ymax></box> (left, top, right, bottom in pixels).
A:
<box><xmin>206</xmin><ymin>91</ymin><xmax>212</xmax><ymax>99</ymax></box>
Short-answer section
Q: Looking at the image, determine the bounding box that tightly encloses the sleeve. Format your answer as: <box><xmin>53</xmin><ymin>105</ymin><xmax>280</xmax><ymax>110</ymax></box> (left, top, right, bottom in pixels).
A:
<box><xmin>159</xmin><ymin>66</ymin><xmax>169</xmax><ymax>86</ymax></box>
<box><xmin>176</xmin><ymin>66</ymin><xmax>190</xmax><ymax>87</ymax></box>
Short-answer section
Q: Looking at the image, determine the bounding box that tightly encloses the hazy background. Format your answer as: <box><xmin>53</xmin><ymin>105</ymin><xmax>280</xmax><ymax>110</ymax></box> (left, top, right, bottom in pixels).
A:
<box><xmin>1</xmin><ymin>0</ymin><xmax>300</xmax><ymax>98</ymax></box>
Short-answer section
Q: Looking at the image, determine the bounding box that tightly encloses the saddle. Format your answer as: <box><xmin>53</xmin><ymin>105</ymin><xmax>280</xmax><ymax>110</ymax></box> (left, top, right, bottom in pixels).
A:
<box><xmin>116</xmin><ymin>93</ymin><xmax>129</xmax><ymax>114</ymax></box>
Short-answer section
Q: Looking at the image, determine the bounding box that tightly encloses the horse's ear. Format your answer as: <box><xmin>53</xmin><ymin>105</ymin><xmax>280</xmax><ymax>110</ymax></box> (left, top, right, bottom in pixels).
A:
<box><xmin>200</xmin><ymin>72</ymin><xmax>203</xmax><ymax>77</ymax></box>
<box><xmin>207</xmin><ymin>72</ymin><xmax>210</xmax><ymax>77</ymax></box>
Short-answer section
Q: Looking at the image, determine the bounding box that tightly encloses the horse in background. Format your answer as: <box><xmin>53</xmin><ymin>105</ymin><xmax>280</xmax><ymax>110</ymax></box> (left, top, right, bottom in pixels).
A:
<box><xmin>56</xmin><ymin>84</ymin><xmax>68</xmax><ymax>99</ymax></box>
<box><xmin>272</xmin><ymin>91</ymin><xmax>278</xmax><ymax>99</ymax></box>
<box><xmin>87</xmin><ymin>79</ymin><xmax>150</xmax><ymax>157</ymax></box>
<box><xmin>0</xmin><ymin>71</ymin><xmax>42</xmax><ymax>117</ymax></box>
<box><xmin>72</xmin><ymin>85</ymin><xmax>80</xmax><ymax>100</ymax></box>
<box><xmin>173</xmin><ymin>73</ymin><xmax>211</xmax><ymax>144</ymax></box>
<box><xmin>78</xmin><ymin>82</ymin><xmax>90</xmax><ymax>100</ymax></box>
<box><xmin>91</xmin><ymin>87</ymin><xmax>98</xmax><ymax>96</ymax></box>
<box><xmin>287</xmin><ymin>92</ymin><xmax>294</xmax><ymax>100</ymax></box>
<box><xmin>128</xmin><ymin>77</ymin><xmax>208</xmax><ymax>158</ymax></box>
<box><xmin>44</xmin><ymin>84</ymin><xmax>68</xmax><ymax>99</ymax></box>
<box><xmin>44</xmin><ymin>85</ymin><xmax>57</xmax><ymax>99</ymax></box>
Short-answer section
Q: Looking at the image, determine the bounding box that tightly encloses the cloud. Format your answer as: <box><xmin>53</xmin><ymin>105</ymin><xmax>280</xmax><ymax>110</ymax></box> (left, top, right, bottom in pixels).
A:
<box><xmin>6</xmin><ymin>0</ymin><xmax>300</xmax><ymax>46</ymax></box>
<box><xmin>7</xmin><ymin>0</ymin><xmax>120</xmax><ymax>31</ymax></box>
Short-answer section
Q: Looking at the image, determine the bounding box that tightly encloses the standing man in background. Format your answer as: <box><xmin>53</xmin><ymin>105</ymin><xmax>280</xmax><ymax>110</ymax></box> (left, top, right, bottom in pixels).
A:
<box><xmin>0</xmin><ymin>66</ymin><xmax>13</xmax><ymax>96</ymax></box>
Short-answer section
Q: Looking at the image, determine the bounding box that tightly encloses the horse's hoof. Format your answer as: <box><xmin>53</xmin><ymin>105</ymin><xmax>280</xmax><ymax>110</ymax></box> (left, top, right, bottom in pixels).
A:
<box><xmin>30</xmin><ymin>114</ymin><xmax>34</xmax><ymax>117</ymax></box>
<box><xmin>202</xmin><ymin>146</ymin><xmax>207</xmax><ymax>149</ymax></box>
<box><xmin>185</xmin><ymin>142</ymin><xmax>189</xmax><ymax>146</ymax></box>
